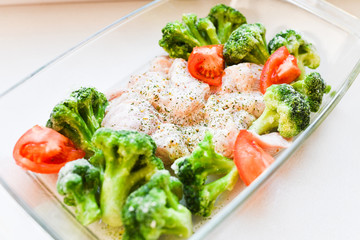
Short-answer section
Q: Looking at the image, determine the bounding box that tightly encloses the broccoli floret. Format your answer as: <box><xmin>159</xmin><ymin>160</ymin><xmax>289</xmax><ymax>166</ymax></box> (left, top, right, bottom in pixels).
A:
<box><xmin>171</xmin><ymin>133</ymin><xmax>238</xmax><ymax>217</ymax></box>
<box><xmin>46</xmin><ymin>87</ymin><xmax>108</xmax><ymax>158</ymax></box>
<box><xmin>208</xmin><ymin>3</ymin><xmax>247</xmax><ymax>44</ymax></box>
<box><xmin>159</xmin><ymin>20</ymin><xmax>201</xmax><ymax>60</ymax></box>
<box><xmin>291</xmin><ymin>72</ymin><xmax>330</xmax><ymax>112</ymax></box>
<box><xmin>268</xmin><ymin>29</ymin><xmax>320</xmax><ymax>78</ymax></box>
<box><xmin>159</xmin><ymin>4</ymin><xmax>246</xmax><ymax>59</ymax></box>
<box><xmin>223</xmin><ymin>23</ymin><xmax>270</xmax><ymax>66</ymax></box>
<box><xmin>169</xmin><ymin>175</ymin><xmax>183</xmax><ymax>201</ymax></box>
<box><xmin>91</xmin><ymin>128</ymin><xmax>164</xmax><ymax>227</ymax></box>
<box><xmin>249</xmin><ymin>84</ymin><xmax>311</xmax><ymax>138</ymax></box>
<box><xmin>159</xmin><ymin>13</ymin><xmax>223</xmax><ymax>60</ymax></box>
<box><xmin>122</xmin><ymin>170</ymin><xmax>193</xmax><ymax>240</ymax></box>
<box><xmin>182</xmin><ymin>14</ymin><xmax>213</xmax><ymax>46</ymax></box>
<box><xmin>57</xmin><ymin>159</ymin><xmax>101</xmax><ymax>226</ymax></box>
<box><xmin>197</xmin><ymin>16</ymin><xmax>221</xmax><ymax>45</ymax></box>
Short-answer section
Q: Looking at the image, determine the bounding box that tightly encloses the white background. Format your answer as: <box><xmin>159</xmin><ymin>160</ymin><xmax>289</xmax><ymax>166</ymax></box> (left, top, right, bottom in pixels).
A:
<box><xmin>0</xmin><ymin>0</ymin><xmax>359</xmax><ymax>239</ymax></box>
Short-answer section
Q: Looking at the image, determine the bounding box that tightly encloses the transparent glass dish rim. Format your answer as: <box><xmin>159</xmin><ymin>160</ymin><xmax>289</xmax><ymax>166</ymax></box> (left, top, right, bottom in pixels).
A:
<box><xmin>1</xmin><ymin>0</ymin><xmax>360</xmax><ymax>239</ymax></box>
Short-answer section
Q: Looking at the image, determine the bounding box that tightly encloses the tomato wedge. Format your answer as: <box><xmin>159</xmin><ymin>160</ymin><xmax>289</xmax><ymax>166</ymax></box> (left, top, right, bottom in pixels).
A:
<box><xmin>233</xmin><ymin>130</ymin><xmax>275</xmax><ymax>186</ymax></box>
<box><xmin>188</xmin><ymin>44</ymin><xmax>225</xmax><ymax>86</ymax></box>
<box><xmin>13</xmin><ymin>125</ymin><xmax>85</xmax><ymax>174</ymax></box>
<box><xmin>260</xmin><ymin>46</ymin><xmax>301</xmax><ymax>94</ymax></box>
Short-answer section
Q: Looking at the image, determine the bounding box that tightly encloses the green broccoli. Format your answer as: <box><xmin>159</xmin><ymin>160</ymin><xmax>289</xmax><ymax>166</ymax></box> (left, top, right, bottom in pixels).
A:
<box><xmin>159</xmin><ymin>20</ymin><xmax>201</xmax><ymax>60</ymax></box>
<box><xmin>223</xmin><ymin>23</ymin><xmax>270</xmax><ymax>66</ymax></box>
<box><xmin>159</xmin><ymin>13</ymin><xmax>221</xmax><ymax>60</ymax></box>
<box><xmin>57</xmin><ymin>159</ymin><xmax>101</xmax><ymax>226</ymax></box>
<box><xmin>208</xmin><ymin>3</ymin><xmax>247</xmax><ymax>43</ymax></box>
<box><xmin>46</xmin><ymin>87</ymin><xmax>108</xmax><ymax>158</ymax></box>
<box><xmin>91</xmin><ymin>128</ymin><xmax>164</xmax><ymax>227</ymax></box>
<box><xmin>291</xmin><ymin>72</ymin><xmax>330</xmax><ymax>112</ymax></box>
<box><xmin>122</xmin><ymin>170</ymin><xmax>193</xmax><ymax>240</ymax></box>
<box><xmin>268</xmin><ymin>29</ymin><xmax>320</xmax><ymax>78</ymax></box>
<box><xmin>159</xmin><ymin>4</ymin><xmax>246</xmax><ymax>60</ymax></box>
<box><xmin>182</xmin><ymin>13</ymin><xmax>220</xmax><ymax>46</ymax></box>
<box><xmin>171</xmin><ymin>133</ymin><xmax>238</xmax><ymax>217</ymax></box>
<box><xmin>249</xmin><ymin>84</ymin><xmax>311</xmax><ymax>138</ymax></box>
<box><xmin>196</xmin><ymin>16</ymin><xmax>222</xmax><ymax>45</ymax></box>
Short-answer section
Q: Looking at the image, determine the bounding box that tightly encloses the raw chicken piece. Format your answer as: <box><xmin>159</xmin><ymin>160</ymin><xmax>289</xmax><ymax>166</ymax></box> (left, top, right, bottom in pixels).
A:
<box><xmin>205</xmin><ymin>92</ymin><xmax>265</xmax><ymax>118</ymax></box>
<box><xmin>210</xmin><ymin>128</ymin><xmax>239</xmax><ymax>158</ymax></box>
<box><xmin>128</xmin><ymin>58</ymin><xmax>210</xmax><ymax>126</ymax></box>
<box><xmin>102</xmin><ymin>56</ymin><xmax>274</xmax><ymax>162</ymax></box>
<box><xmin>204</xmin><ymin>110</ymin><xmax>252</xmax><ymax>158</ymax></box>
<box><xmin>148</xmin><ymin>55</ymin><xmax>174</xmax><ymax>74</ymax></box>
<box><xmin>102</xmin><ymin>91</ymin><xmax>162</xmax><ymax>135</ymax></box>
<box><xmin>181</xmin><ymin>91</ymin><xmax>265</xmax><ymax>158</ymax></box>
<box><xmin>232</xmin><ymin>110</ymin><xmax>257</xmax><ymax>129</ymax></box>
<box><xmin>181</xmin><ymin>125</ymin><xmax>238</xmax><ymax>159</ymax></box>
<box><xmin>181</xmin><ymin>125</ymin><xmax>209</xmax><ymax>153</ymax></box>
<box><xmin>151</xmin><ymin>123</ymin><xmax>190</xmax><ymax>165</ymax></box>
<box><xmin>205</xmin><ymin>110</ymin><xmax>238</xmax><ymax>130</ymax></box>
<box><xmin>105</xmin><ymin>88</ymin><xmax>126</xmax><ymax>102</ymax></box>
<box><xmin>128</xmin><ymin>71</ymin><xmax>168</xmax><ymax>109</ymax></box>
<box><xmin>252</xmin><ymin>132</ymin><xmax>292</xmax><ymax>156</ymax></box>
<box><xmin>215</xmin><ymin>63</ymin><xmax>263</xmax><ymax>94</ymax></box>
<box><xmin>182</xmin><ymin>109</ymin><xmax>238</xmax><ymax>158</ymax></box>
<box><xmin>160</xmin><ymin>58</ymin><xmax>210</xmax><ymax>125</ymax></box>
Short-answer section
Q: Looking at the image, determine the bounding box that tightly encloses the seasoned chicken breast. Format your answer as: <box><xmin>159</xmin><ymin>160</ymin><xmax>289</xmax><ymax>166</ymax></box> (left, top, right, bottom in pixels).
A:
<box><xmin>102</xmin><ymin>91</ymin><xmax>162</xmax><ymax>135</ymax></box>
<box><xmin>148</xmin><ymin>55</ymin><xmax>174</xmax><ymax>74</ymax></box>
<box><xmin>215</xmin><ymin>63</ymin><xmax>263</xmax><ymax>93</ymax></box>
<box><xmin>152</xmin><ymin>123</ymin><xmax>190</xmax><ymax>165</ymax></box>
<box><xmin>103</xmin><ymin>56</ymin><xmax>285</xmax><ymax>164</ymax></box>
<box><xmin>205</xmin><ymin>92</ymin><xmax>265</xmax><ymax>118</ymax></box>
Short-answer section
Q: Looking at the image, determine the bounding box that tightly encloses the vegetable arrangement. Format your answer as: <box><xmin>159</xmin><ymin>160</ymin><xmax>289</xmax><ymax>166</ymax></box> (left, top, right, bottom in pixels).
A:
<box><xmin>12</xmin><ymin>3</ymin><xmax>331</xmax><ymax>240</ymax></box>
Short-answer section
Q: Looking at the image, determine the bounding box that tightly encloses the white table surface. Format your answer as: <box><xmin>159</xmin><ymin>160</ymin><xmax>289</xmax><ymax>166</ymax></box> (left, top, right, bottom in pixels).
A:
<box><xmin>0</xmin><ymin>0</ymin><xmax>359</xmax><ymax>239</ymax></box>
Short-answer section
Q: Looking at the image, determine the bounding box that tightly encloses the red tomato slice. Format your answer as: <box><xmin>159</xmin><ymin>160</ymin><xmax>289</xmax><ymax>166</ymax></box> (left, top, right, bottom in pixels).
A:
<box><xmin>233</xmin><ymin>130</ymin><xmax>275</xmax><ymax>186</ymax></box>
<box><xmin>13</xmin><ymin>125</ymin><xmax>85</xmax><ymax>174</ymax></box>
<box><xmin>188</xmin><ymin>44</ymin><xmax>225</xmax><ymax>86</ymax></box>
<box><xmin>260</xmin><ymin>46</ymin><xmax>301</xmax><ymax>94</ymax></box>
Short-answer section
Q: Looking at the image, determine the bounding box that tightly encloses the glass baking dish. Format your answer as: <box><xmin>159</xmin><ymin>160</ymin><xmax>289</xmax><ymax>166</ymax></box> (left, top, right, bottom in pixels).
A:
<box><xmin>1</xmin><ymin>0</ymin><xmax>360</xmax><ymax>239</ymax></box>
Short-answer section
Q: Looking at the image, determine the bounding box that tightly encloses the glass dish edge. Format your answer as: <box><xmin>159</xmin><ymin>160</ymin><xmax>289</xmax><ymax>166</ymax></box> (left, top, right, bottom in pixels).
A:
<box><xmin>0</xmin><ymin>0</ymin><xmax>360</xmax><ymax>239</ymax></box>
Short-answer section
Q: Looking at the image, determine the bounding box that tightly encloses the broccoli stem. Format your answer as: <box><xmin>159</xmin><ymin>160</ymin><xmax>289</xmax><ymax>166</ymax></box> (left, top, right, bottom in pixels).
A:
<box><xmin>101</xmin><ymin>158</ymin><xmax>155</xmax><ymax>226</ymax></box>
<box><xmin>296</xmin><ymin>56</ymin><xmax>306</xmax><ymax>79</ymax></box>
<box><xmin>221</xmin><ymin>22</ymin><xmax>233</xmax><ymax>43</ymax></box>
<box><xmin>216</xmin><ymin>17</ymin><xmax>232</xmax><ymax>43</ymax></box>
<box><xmin>157</xmin><ymin>179</ymin><xmax>191</xmax><ymax>236</ymax></box>
<box><xmin>163</xmin><ymin>180</ymin><xmax>180</xmax><ymax>209</ymax></box>
<box><xmin>203</xmin><ymin>167</ymin><xmax>238</xmax><ymax>202</ymax></box>
<box><xmin>182</xmin><ymin>14</ymin><xmax>209</xmax><ymax>46</ymax></box>
<box><xmin>159</xmin><ymin>207</ymin><xmax>193</xmax><ymax>237</ymax></box>
<box><xmin>198</xmin><ymin>20</ymin><xmax>221</xmax><ymax>44</ymax></box>
<box><xmin>244</xmin><ymin>45</ymin><xmax>270</xmax><ymax>65</ymax></box>
<box><xmin>78</xmin><ymin>105</ymin><xmax>100</xmax><ymax>134</ymax></box>
<box><xmin>100</xmin><ymin>150</ymin><xmax>135</xmax><ymax>226</ymax></box>
<box><xmin>202</xmin><ymin>156</ymin><xmax>236</xmax><ymax>176</ymax></box>
<box><xmin>57</xmin><ymin>113</ymin><xmax>94</xmax><ymax>157</ymax></box>
<box><xmin>182</xmin><ymin>34</ymin><xmax>202</xmax><ymax>48</ymax></box>
<box><xmin>291</xmin><ymin>80</ymin><xmax>305</xmax><ymax>94</ymax></box>
<box><xmin>198</xmin><ymin>167</ymin><xmax>238</xmax><ymax>217</ymax></box>
<box><xmin>101</xmin><ymin>167</ymin><xmax>129</xmax><ymax>226</ymax></box>
<box><xmin>89</xmin><ymin>150</ymin><xmax>105</xmax><ymax>178</ymax></box>
<box><xmin>249</xmin><ymin>108</ymin><xmax>279</xmax><ymax>135</ymax></box>
<box><xmin>185</xmin><ymin>24</ymin><xmax>208</xmax><ymax>46</ymax></box>
<box><xmin>207</xmin><ymin>29</ymin><xmax>222</xmax><ymax>44</ymax></box>
<box><xmin>72</xmin><ymin>192</ymin><xmax>100</xmax><ymax>226</ymax></box>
